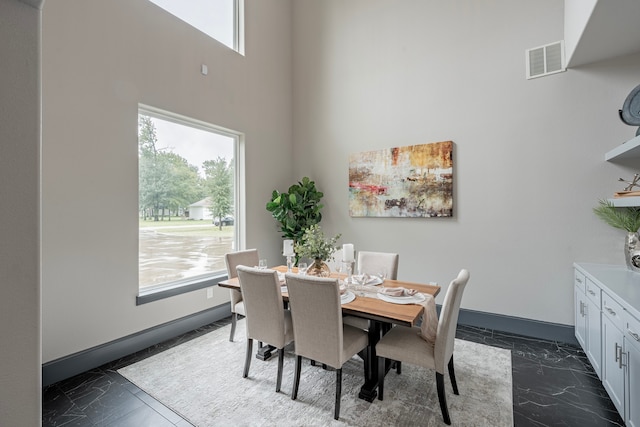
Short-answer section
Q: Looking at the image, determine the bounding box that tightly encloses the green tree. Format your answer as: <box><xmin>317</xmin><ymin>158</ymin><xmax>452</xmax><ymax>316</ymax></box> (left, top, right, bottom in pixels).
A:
<box><xmin>164</xmin><ymin>152</ymin><xmax>206</xmax><ymax>220</ymax></box>
<box><xmin>138</xmin><ymin>116</ymin><xmax>170</xmax><ymax>221</ymax></box>
<box><xmin>204</xmin><ymin>157</ymin><xmax>233</xmax><ymax>230</ymax></box>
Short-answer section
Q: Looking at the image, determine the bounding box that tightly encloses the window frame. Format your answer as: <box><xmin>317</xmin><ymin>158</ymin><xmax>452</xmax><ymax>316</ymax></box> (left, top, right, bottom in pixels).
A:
<box><xmin>137</xmin><ymin>104</ymin><xmax>243</xmax><ymax>304</ymax></box>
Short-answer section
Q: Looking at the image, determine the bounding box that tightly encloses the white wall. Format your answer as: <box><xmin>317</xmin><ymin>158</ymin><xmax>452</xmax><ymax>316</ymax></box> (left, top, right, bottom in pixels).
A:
<box><xmin>0</xmin><ymin>0</ymin><xmax>42</xmax><ymax>423</ymax></box>
<box><xmin>41</xmin><ymin>0</ymin><xmax>293</xmax><ymax>362</ymax></box>
<box><xmin>292</xmin><ymin>0</ymin><xmax>640</xmax><ymax>326</ymax></box>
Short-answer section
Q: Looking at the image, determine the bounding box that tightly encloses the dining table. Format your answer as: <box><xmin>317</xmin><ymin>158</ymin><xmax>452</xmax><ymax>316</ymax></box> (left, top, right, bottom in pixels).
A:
<box><xmin>218</xmin><ymin>265</ymin><xmax>441</xmax><ymax>402</ymax></box>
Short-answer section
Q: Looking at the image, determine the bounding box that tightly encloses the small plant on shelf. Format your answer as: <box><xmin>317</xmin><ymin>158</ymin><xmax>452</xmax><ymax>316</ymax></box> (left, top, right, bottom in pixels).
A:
<box><xmin>593</xmin><ymin>199</ymin><xmax>640</xmax><ymax>232</ymax></box>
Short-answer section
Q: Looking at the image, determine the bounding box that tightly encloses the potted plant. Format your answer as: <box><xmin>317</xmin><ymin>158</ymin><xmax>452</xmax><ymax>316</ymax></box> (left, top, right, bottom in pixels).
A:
<box><xmin>266</xmin><ymin>177</ymin><xmax>324</xmax><ymax>261</ymax></box>
<box><xmin>294</xmin><ymin>224</ymin><xmax>341</xmax><ymax>277</ymax></box>
<box><xmin>593</xmin><ymin>199</ymin><xmax>640</xmax><ymax>271</ymax></box>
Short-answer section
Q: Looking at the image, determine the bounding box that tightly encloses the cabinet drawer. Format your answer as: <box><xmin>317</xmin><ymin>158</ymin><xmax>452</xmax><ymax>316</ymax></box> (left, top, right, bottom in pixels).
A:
<box><xmin>625</xmin><ymin>309</ymin><xmax>640</xmax><ymax>346</ymax></box>
<box><xmin>602</xmin><ymin>291</ymin><xmax>625</xmax><ymax>330</ymax></box>
<box><xmin>585</xmin><ymin>278</ymin><xmax>601</xmax><ymax>308</ymax></box>
<box><xmin>574</xmin><ymin>269</ymin><xmax>586</xmax><ymax>293</ymax></box>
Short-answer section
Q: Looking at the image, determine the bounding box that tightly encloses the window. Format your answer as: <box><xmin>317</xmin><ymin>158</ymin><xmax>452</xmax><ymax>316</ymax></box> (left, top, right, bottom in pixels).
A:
<box><xmin>147</xmin><ymin>0</ymin><xmax>243</xmax><ymax>53</ymax></box>
<box><xmin>138</xmin><ymin>106</ymin><xmax>240</xmax><ymax>299</ymax></box>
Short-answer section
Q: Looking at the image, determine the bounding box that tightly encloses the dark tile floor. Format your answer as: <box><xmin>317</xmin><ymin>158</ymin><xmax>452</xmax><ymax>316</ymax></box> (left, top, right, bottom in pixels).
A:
<box><xmin>43</xmin><ymin>320</ymin><xmax>624</xmax><ymax>426</ymax></box>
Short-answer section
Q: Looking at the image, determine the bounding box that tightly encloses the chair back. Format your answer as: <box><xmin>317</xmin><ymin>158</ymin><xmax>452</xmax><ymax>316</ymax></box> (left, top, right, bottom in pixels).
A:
<box><xmin>434</xmin><ymin>269</ymin><xmax>470</xmax><ymax>373</ymax></box>
<box><xmin>285</xmin><ymin>274</ymin><xmax>343</xmax><ymax>368</ymax></box>
<box><xmin>357</xmin><ymin>251</ymin><xmax>399</xmax><ymax>280</ymax></box>
<box><xmin>225</xmin><ymin>249</ymin><xmax>259</xmax><ymax>307</ymax></box>
<box><xmin>236</xmin><ymin>265</ymin><xmax>289</xmax><ymax>348</ymax></box>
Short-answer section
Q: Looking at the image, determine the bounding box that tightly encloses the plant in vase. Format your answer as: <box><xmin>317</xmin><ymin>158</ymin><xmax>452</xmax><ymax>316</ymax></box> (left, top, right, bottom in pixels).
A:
<box><xmin>266</xmin><ymin>177</ymin><xmax>324</xmax><ymax>264</ymax></box>
<box><xmin>294</xmin><ymin>224</ymin><xmax>341</xmax><ymax>277</ymax></box>
<box><xmin>593</xmin><ymin>199</ymin><xmax>640</xmax><ymax>271</ymax></box>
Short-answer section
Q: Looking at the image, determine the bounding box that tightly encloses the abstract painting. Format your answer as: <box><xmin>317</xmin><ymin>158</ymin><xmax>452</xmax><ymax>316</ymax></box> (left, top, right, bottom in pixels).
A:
<box><xmin>349</xmin><ymin>141</ymin><xmax>453</xmax><ymax>217</ymax></box>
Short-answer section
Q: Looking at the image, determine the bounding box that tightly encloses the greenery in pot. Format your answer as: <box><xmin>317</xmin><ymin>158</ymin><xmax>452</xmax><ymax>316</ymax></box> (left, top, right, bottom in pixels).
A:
<box><xmin>593</xmin><ymin>199</ymin><xmax>640</xmax><ymax>232</ymax></box>
<box><xmin>266</xmin><ymin>177</ymin><xmax>324</xmax><ymax>244</ymax></box>
<box><xmin>294</xmin><ymin>224</ymin><xmax>341</xmax><ymax>263</ymax></box>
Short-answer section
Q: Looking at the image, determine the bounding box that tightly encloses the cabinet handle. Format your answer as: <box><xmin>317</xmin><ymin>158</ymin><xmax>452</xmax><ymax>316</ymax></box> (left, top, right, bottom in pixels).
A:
<box><xmin>576</xmin><ymin>277</ymin><xmax>583</xmax><ymax>284</ymax></box>
<box><xmin>615</xmin><ymin>343</ymin><xmax>622</xmax><ymax>368</ymax></box>
<box><xmin>629</xmin><ymin>330</ymin><xmax>640</xmax><ymax>342</ymax></box>
<box><xmin>588</xmin><ymin>289</ymin><xmax>596</xmax><ymax>296</ymax></box>
<box><xmin>604</xmin><ymin>305</ymin><xmax>616</xmax><ymax>316</ymax></box>
<box><xmin>579</xmin><ymin>301</ymin><xmax>584</xmax><ymax>316</ymax></box>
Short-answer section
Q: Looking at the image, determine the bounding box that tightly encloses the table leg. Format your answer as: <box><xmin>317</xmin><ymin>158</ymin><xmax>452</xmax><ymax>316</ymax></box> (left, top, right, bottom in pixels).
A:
<box><xmin>358</xmin><ymin>320</ymin><xmax>383</xmax><ymax>401</ymax></box>
<box><xmin>256</xmin><ymin>344</ymin><xmax>276</xmax><ymax>361</ymax></box>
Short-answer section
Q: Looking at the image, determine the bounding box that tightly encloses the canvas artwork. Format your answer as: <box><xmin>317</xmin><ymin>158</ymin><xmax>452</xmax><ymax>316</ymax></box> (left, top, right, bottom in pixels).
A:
<box><xmin>348</xmin><ymin>141</ymin><xmax>453</xmax><ymax>218</ymax></box>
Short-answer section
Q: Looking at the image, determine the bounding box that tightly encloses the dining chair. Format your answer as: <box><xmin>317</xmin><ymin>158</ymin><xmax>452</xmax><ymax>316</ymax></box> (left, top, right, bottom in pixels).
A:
<box><xmin>343</xmin><ymin>251</ymin><xmax>400</xmax><ymax>331</ymax></box>
<box><xmin>224</xmin><ymin>249</ymin><xmax>260</xmax><ymax>342</ymax></box>
<box><xmin>236</xmin><ymin>265</ymin><xmax>294</xmax><ymax>393</ymax></box>
<box><xmin>375</xmin><ymin>269</ymin><xmax>470</xmax><ymax>426</ymax></box>
<box><xmin>285</xmin><ymin>274</ymin><xmax>369</xmax><ymax>420</ymax></box>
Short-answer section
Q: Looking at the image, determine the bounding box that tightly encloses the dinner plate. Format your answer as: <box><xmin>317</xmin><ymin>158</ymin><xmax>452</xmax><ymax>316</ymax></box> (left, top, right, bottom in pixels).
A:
<box><xmin>280</xmin><ymin>285</ymin><xmax>288</xmax><ymax>294</ymax></box>
<box><xmin>377</xmin><ymin>292</ymin><xmax>426</xmax><ymax>305</ymax></box>
<box><xmin>341</xmin><ymin>291</ymin><xmax>356</xmax><ymax>304</ymax></box>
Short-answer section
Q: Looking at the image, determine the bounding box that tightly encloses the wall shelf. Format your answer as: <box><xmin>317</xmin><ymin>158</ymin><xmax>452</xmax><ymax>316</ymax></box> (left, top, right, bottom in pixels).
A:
<box><xmin>607</xmin><ymin>197</ymin><xmax>640</xmax><ymax>207</ymax></box>
<box><xmin>605</xmin><ymin>135</ymin><xmax>640</xmax><ymax>162</ymax></box>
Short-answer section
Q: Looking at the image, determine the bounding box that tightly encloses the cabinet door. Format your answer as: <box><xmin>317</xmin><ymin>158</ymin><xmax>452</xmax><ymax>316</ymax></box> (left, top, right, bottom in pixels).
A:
<box><xmin>585</xmin><ymin>297</ymin><xmax>601</xmax><ymax>378</ymax></box>
<box><xmin>575</xmin><ymin>286</ymin><xmax>587</xmax><ymax>349</ymax></box>
<box><xmin>626</xmin><ymin>328</ymin><xmax>640</xmax><ymax>427</ymax></box>
<box><xmin>602</xmin><ymin>315</ymin><xmax>626</xmax><ymax>417</ymax></box>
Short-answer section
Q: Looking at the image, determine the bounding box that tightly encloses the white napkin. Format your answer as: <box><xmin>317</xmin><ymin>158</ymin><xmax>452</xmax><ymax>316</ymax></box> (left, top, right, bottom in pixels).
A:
<box><xmin>378</xmin><ymin>287</ymin><xmax>418</xmax><ymax>297</ymax></box>
<box><xmin>417</xmin><ymin>293</ymin><xmax>438</xmax><ymax>344</ymax></box>
<box><xmin>277</xmin><ymin>272</ymin><xmax>285</xmax><ymax>282</ymax></box>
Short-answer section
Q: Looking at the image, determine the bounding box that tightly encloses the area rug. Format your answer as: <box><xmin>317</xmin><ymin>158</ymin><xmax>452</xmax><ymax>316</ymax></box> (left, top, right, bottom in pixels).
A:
<box><xmin>118</xmin><ymin>321</ymin><xmax>513</xmax><ymax>426</ymax></box>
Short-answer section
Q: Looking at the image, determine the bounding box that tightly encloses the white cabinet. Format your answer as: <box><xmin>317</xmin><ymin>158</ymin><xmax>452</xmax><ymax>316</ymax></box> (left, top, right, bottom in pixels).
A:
<box><xmin>574</xmin><ymin>263</ymin><xmax>640</xmax><ymax>425</ymax></box>
<box><xmin>601</xmin><ymin>292</ymin><xmax>626</xmax><ymax>417</ymax></box>
<box><xmin>625</xmin><ymin>309</ymin><xmax>640</xmax><ymax>427</ymax></box>
<box><xmin>574</xmin><ymin>270</ymin><xmax>601</xmax><ymax>378</ymax></box>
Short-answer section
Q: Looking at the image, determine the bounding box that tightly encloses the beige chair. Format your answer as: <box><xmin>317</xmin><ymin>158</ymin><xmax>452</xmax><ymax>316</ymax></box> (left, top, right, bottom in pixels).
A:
<box><xmin>343</xmin><ymin>251</ymin><xmax>400</xmax><ymax>331</ymax></box>
<box><xmin>224</xmin><ymin>249</ymin><xmax>260</xmax><ymax>342</ymax></box>
<box><xmin>285</xmin><ymin>274</ymin><xmax>369</xmax><ymax>420</ymax></box>
<box><xmin>356</xmin><ymin>250</ymin><xmax>399</xmax><ymax>280</ymax></box>
<box><xmin>375</xmin><ymin>269</ymin><xmax>470</xmax><ymax>426</ymax></box>
<box><xmin>236</xmin><ymin>265</ymin><xmax>294</xmax><ymax>393</ymax></box>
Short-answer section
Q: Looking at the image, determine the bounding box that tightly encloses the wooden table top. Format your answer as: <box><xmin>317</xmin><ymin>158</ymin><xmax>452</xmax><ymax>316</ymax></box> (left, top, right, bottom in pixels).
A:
<box><xmin>218</xmin><ymin>265</ymin><xmax>441</xmax><ymax>327</ymax></box>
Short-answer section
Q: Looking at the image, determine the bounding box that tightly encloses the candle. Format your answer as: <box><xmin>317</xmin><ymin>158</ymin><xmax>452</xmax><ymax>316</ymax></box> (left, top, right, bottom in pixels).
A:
<box><xmin>283</xmin><ymin>239</ymin><xmax>295</xmax><ymax>256</ymax></box>
<box><xmin>343</xmin><ymin>243</ymin><xmax>354</xmax><ymax>262</ymax></box>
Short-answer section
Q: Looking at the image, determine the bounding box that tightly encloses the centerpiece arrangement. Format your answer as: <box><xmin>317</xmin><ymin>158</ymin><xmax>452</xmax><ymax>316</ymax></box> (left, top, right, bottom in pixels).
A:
<box><xmin>294</xmin><ymin>224</ymin><xmax>341</xmax><ymax>277</ymax></box>
<box><xmin>593</xmin><ymin>199</ymin><xmax>640</xmax><ymax>272</ymax></box>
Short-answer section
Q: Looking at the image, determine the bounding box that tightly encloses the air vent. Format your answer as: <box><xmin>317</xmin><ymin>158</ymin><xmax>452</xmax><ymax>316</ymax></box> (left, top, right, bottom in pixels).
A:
<box><xmin>526</xmin><ymin>41</ymin><xmax>565</xmax><ymax>79</ymax></box>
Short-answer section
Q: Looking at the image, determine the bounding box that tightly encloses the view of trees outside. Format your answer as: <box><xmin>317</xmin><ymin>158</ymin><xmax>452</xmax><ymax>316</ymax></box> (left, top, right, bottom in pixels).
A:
<box><xmin>138</xmin><ymin>113</ymin><xmax>236</xmax><ymax>289</ymax></box>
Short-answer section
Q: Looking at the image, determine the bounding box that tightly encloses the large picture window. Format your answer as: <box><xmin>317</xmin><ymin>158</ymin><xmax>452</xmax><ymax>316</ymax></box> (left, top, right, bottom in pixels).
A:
<box><xmin>138</xmin><ymin>106</ymin><xmax>239</xmax><ymax>294</ymax></box>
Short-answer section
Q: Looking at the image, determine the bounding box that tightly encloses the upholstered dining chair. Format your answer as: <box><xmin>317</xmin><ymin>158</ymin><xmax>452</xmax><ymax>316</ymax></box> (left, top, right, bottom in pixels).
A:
<box><xmin>236</xmin><ymin>265</ymin><xmax>294</xmax><ymax>393</ymax></box>
<box><xmin>375</xmin><ymin>269</ymin><xmax>470</xmax><ymax>426</ymax></box>
<box><xmin>343</xmin><ymin>251</ymin><xmax>400</xmax><ymax>331</ymax></box>
<box><xmin>224</xmin><ymin>249</ymin><xmax>260</xmax><ymax>342</ymax></box>
<box><xmin>285</xmin><ymin>274</ymin><xmax>369</xmax><ymax>420</ymax></box>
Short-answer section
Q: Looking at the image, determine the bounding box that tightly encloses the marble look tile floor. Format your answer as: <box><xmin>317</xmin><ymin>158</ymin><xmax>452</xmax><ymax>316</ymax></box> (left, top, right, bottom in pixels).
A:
<box><xmin>43</xmin><ymin>320</ymin><xmax>624</xmax><ymax>427</ymax></box>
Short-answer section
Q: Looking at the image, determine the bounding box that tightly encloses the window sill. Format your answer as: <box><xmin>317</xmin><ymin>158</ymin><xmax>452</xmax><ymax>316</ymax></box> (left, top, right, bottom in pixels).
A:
<box><xmin>136</xmin><ymin>273</ymin><xmax>228</xmax><ymax>305</ymax></box>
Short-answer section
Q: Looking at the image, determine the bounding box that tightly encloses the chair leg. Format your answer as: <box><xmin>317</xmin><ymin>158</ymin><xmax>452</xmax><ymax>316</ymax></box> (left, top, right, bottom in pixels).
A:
<box><xmin>276</xmin><ymin>348</ymin><xmax>284</xmax><ymax>392</ymax></box>
<box><xmin>377</xmin><ymin>356</ymin><xmax>385</xmax><ymax>400</ymax></box>
<box><xmin>334</xmin><ymin>368</ymin><xmax>342</xmax><ymax>420</ymax></box>
<box><xmin>229</xmin><ymin>313</ymin><xmax>237</xmax><ymax>342</ymax></box>
<box><xmin>436</xmin><ymin>372</ymin><xmax>451</xmax><ymax>425</ymax></box>
<box><xmin>292</xmin><ymin>355</ymin><xmax>302</xmax><ymax>400</ymax></box>
<box><xmin>448</xmin><ymin>355</ymin><xmax>459</xmax><ymax>395</ymax></box>
<box><xmin>243</xmin><ymin>338</ymin><xmax>253</xmax><ymax>378</ymax></box>
<box><xmin>396</xmin><ymin>361</ymin><xmax>402</xmax><ymax>374</ymax></box>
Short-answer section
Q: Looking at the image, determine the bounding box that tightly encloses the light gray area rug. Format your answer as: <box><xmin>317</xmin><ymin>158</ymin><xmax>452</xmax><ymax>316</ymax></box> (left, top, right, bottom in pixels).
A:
<box><xmin>119</xmin><ymin>321</ymin><xmax>513</xmax><ymax>426</ymax></box>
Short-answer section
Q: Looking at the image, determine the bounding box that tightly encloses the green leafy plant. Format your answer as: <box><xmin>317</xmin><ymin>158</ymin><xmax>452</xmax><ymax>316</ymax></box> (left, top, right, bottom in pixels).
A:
<box><xmin>593</xmin><ymin>199</ymin><xmax>640</xmax><ymax>232</ymax></box>
<box><xmin>266</xmin><ymin>177</ymin><xmax>324</xmax><ymax>243</ymax></box>
<box><xmin>294</xmin><ymin>224</ymin><xmax>341</xmax><ymax>262</ymax></box>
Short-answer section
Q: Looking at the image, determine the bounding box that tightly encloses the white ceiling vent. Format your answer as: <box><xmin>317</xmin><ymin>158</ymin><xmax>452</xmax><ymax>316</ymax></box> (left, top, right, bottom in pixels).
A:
<box><xmin>526</xmin><ymin>41</ymin><xmax>566</xmax><ymax>79</ymax></box>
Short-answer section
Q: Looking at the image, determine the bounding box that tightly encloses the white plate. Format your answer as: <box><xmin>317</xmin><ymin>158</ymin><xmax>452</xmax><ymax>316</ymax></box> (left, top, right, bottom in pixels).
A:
<box><xmin>350</xmin><ymin>276</ymin><xmax>384</xmax><ymax>286</ymax></box>
<box><xmin>341</xmin><ymin>291</ymin><xmax>356</xmax><ymax>304</ymax></box>
<box><xmin>377</xmin><ymin>292</ymin><xmax>426</xmax><ymax>305</ymax></box>
<box><xmin>280</xmin><ymin>285</ymin><xmax>288</xmax><ymax>293</ymax></box>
